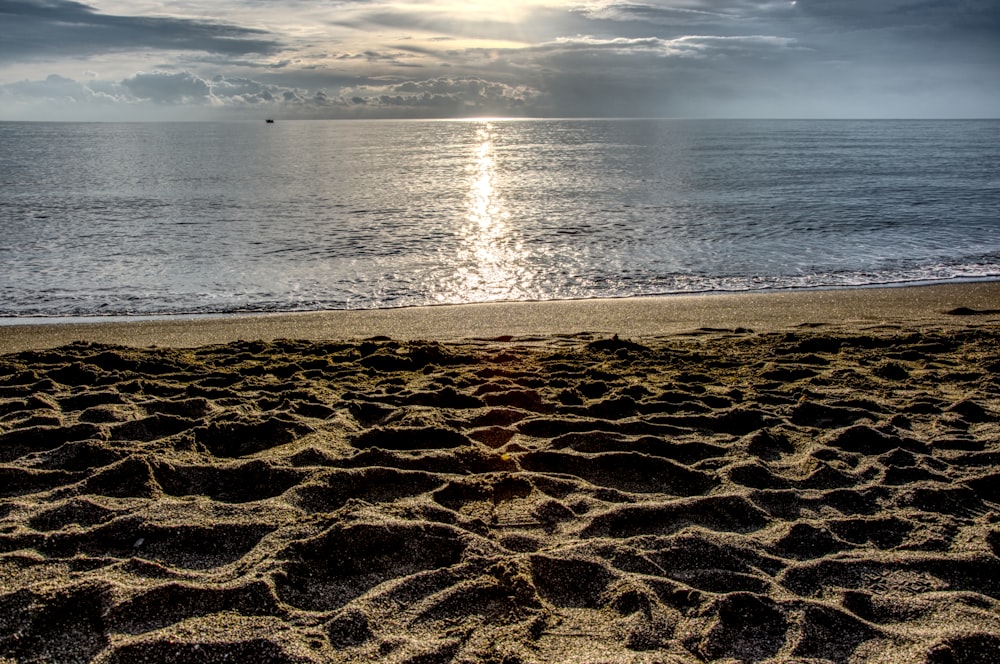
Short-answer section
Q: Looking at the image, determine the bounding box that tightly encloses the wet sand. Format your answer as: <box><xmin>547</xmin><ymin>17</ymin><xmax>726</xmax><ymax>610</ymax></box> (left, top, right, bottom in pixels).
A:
<box><xmin>1</xmin><ymin>284</ymin><xmax>999</xmax><ymax>662</ymax></box>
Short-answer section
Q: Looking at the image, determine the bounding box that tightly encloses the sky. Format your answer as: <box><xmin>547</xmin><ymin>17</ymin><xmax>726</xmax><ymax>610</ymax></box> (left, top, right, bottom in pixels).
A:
<box><xmin>1</xmin><ymin>0</ymin><xmax>998</xmax><ymax>120</ymax></box>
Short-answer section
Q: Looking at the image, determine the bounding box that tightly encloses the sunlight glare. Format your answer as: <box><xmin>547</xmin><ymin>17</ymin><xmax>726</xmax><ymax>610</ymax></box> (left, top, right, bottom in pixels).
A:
<box><xmin>448</xmin><ymin>121</ymin><xmax>530</xmax><ymax>301</ymax></box>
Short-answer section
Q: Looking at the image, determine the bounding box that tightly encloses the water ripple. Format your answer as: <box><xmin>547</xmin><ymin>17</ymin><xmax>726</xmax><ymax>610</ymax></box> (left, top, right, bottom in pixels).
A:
<box><xmin>1</xmin><ymin>119</ymin><xmax>998</xmax><ymax>317</ymax></box>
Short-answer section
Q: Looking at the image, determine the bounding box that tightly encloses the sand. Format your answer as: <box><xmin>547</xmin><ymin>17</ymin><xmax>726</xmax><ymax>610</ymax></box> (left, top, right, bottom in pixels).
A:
<box><xmin>1</xmin><ymin>284</ymin><xmax>999</xmax><ymax>663</ymax></box>
<box><xmin>3</xmin><ymin>282</ymin><xmax>1000</xmax><ymax>355</ymax></box>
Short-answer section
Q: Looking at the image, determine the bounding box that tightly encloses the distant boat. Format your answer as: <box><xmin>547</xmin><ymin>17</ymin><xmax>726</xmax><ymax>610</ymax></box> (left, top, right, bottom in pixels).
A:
<box><xmin>265</xmin><ymin>119</ymin><xmax>275</xmax><ymax>124</ymax></box>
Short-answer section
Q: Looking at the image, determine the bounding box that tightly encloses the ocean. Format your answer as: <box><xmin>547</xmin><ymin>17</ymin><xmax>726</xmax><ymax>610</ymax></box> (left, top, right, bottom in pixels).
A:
<box><xmin>1</xmin><ymin>118</ymin><xmax>998</xmax><ymax>318</ymax></box>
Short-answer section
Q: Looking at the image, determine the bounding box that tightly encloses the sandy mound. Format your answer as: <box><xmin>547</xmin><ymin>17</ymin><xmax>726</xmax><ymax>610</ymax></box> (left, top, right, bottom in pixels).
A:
<box><xmin>1</xmin><ymin>326</ymin><xmax>999</xmax><ymax>662</ymax></box>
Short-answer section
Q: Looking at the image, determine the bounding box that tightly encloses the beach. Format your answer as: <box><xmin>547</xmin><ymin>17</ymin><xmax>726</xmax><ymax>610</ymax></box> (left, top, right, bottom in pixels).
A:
<box><xmin>2</xmin><ymin>283</ymin><xmax>999</xmax><ymax>663</ymax></box>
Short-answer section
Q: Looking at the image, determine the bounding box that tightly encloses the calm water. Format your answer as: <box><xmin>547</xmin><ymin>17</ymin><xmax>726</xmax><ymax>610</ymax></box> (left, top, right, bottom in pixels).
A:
<box><xmin>1</xmin><ymin>119</ymin><xmax>999</xmax><ymax>318</ymax></box>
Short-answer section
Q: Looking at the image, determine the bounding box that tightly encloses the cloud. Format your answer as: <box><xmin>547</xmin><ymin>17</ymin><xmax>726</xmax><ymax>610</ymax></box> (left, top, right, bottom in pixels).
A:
<box><xmin>122</xmin><ymin>72</ymin><xmax>214</xmax><ymax>104</ymax></box>
<box><xmin>447</xmin><ymin>33</ymin><xmax>799</xmax><ymax>106</ymax></box>
<box><xmin>0</xmin><ymin>0</ymin><xmax>996</xmax><ymax>119</ymax></box>
<box><xmin>1</xmin><ymin>73</ymin><xmax>124</xmax><ymax>104</ymax></box>
<box><xmin>0</xmin><ymin>71</ymin><xmax>545</xmax><ymax>119</ymax></box>
<box><xmin>788</xmin><ymin>0</ymin><xmax>1000</xmax><ymax>62</ymax></box>
<box><xmin>116</xmin><ymin>71</ymin><xmax>336</xmax><ymax>109</ymax></box>
<box><xmin>792</xmin><ymin>0</ymin><xmax>1000</xmax><ymax>29</ymax></box>
<box><xmin>578</xmin><ymin>1</ymin><xmax>773</xmax><ymax>24</ymax></box>
<box><xmin>0</xmin><ymin>0</ymin><xmax>281</xmax><ymax>61</ymax></box>
<box><xmin>538</xmin><ymin>34</ymin><xmax>798</xmax><ymax>59</ymax></box>
<box><xmin>340</xmin><ymin>77</ymin><xmax>542</xmax><ymax>113</ymax></box>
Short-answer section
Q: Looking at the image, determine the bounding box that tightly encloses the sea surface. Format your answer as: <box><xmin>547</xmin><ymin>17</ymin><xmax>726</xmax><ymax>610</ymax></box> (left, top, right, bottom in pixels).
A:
<box><xmin>1</xmin><ymin>118</ymin><xmax>998</xmax><ymax>318</ymax></box>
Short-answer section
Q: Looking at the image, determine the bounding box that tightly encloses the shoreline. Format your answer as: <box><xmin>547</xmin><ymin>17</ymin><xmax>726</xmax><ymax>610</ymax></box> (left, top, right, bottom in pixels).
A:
<box><xmin>2</xmin><ymin>281</ymin><xmax>999</xmax><ymax>353</ymax></box>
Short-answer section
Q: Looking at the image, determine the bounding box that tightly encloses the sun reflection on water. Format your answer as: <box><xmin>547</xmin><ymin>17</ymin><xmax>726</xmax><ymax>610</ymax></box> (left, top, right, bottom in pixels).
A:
<box><xmin>449</xmin><ymin>122</ymin><xmax>532</xmax><ymax>301</ymax></box>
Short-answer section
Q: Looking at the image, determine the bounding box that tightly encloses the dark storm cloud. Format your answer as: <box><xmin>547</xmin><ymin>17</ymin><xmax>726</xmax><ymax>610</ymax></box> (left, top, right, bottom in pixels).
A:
<box><xmin>0</xmin><ymin>0</ymin><xmax>281</xmax><ymax>60</ymax></box>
